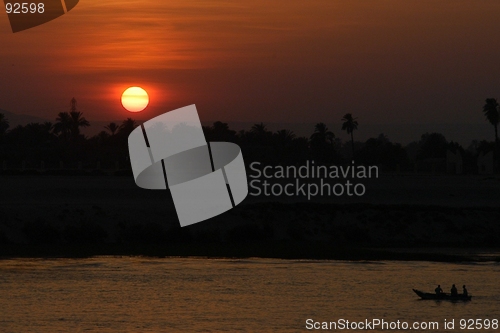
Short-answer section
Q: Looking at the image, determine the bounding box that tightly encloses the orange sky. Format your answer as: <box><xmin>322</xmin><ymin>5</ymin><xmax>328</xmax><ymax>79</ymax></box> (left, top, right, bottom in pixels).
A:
<box><xmin>1</xmin><ymin>0</ymin><xmax>500</xmax><ymax>126</ymax></box>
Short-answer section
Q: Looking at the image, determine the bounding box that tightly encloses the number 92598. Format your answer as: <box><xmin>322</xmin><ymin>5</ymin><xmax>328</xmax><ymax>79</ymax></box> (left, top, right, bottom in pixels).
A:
<box><xmin>460</xmin><ymin>319</ymin><xmax>499</xmax><ymax>330</ymax></box>
<box><xmin>5</xmin><ymin>3</ymin><xmax>45</xmax><ymax>14</ymax></box>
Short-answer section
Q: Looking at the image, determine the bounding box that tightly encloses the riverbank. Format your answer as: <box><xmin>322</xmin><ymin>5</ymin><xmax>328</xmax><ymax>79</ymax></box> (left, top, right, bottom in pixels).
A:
<box><xmin>1</xmin><ymin>200</ymin><xmax>500</xmax><ymax>261</ymax></box>
<box><xmin>1</xmin><ymin>242</ymin><xmax>500</xmax><ymax>262</ymax></box>
<box><xmin>1</xmin><ymin>175</ymin><xmax>499</xmax><ymax>261</ymax></box>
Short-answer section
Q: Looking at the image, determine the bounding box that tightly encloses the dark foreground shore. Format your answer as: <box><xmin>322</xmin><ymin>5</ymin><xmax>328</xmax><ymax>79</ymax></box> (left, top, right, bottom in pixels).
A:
<box><xmin>1</xmin><ymin>174</ymin><xmax>499</xmax><ymax>261</ymax></box>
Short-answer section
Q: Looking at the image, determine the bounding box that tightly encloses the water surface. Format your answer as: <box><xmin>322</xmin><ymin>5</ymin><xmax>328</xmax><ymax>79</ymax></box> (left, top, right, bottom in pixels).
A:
<box><xmin>0</xmin><ymin>257</ymin><xmax>499</xmax><ymax>332</ymax></box>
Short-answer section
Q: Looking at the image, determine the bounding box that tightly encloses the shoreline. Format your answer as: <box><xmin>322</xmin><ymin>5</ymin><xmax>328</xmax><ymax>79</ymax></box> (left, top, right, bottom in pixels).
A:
<box><xmin>1</xmin><ymin>243</ymin><xmax>500</xmax><ymax>263</ymax></box>
<box><xmin>2</xmin><ymin>175</ymin><xmax>500</xmax><ymax>262</ymax></box>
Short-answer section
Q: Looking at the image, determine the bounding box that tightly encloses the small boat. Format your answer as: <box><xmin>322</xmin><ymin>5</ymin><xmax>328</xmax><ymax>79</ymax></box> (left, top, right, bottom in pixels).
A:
<box><xmin>413</xmin><ymin>289</ymin><xmax>472</xmax><ymax>301</ymax></box>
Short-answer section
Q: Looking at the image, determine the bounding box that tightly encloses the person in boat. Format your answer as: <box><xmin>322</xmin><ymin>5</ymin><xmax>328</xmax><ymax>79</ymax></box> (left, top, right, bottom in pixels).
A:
<box><xmin>451</xmin><ymin>284</ymin><xmax>458</xmax><ymax>296</ymax></box>
<box><xmin>435</xmin><ymin>285</ymin><xmax>443</xmax><ymax>295</ymax></box>
<box><xmin>463</xmin><ymin>285</ymin><xmax>468</xmax><ymax>297</ymax></box>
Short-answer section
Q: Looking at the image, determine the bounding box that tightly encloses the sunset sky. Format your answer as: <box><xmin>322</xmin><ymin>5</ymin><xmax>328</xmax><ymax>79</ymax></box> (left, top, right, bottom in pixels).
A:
<box><xmin>1</xmin><ymin>0</ymin><xmax>500</xmax><ymax>134</ymax></box>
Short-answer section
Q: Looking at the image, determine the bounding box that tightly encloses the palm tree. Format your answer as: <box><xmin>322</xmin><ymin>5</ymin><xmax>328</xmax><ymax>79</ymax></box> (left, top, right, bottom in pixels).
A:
<box><xmin>55</xmin><ymin>111</ymin><xmax>89</xmax><ymax>141</ymax></box>
<box><xmin>213</xmin><ymin>121</ymin><xmax>230</xmax><ymax>132</ymax></box>
<box><xmin>70</xmin><ymin>98</ymin><xmax>90</xmax><ymax>140</ymax></box>
<box><xmin>69</xmin><ymin>111</ymin><xmax>90</xmax><ymax>140</ymax></box>
<box><xmin>482</xmin><ymin>98</ymin><xmax>499</xmax><ymax>144</ymax></box>
<box><xmin>483</xmin><ymin>98</ymin><xmax>500</xmax><ymax>172</ymax></box>
<box><xmin>54</xmin><ymin>99</ymin><xmax>90</xmax><ymax>141</ymax></box>
<box><xmin>104</xmin><ymin>122</ymin><xmax>119</xmax><ymax>136</ymax></box>
<box><xmin>341</xmin><ymin>113</ymin><xmax>358</xmax><ymax>157</ymax></box>
<box><xmin>54</xmin><ymin>112</ymin><xmax>72</xmax><ymax>140</ymax></box>
<box><xmin>274</xmin><ymin>129</ymin><xmax>296</xmax><ymax>148</ymax></box>
<box><xmin>275</xmin><ymin>129</ymin><xmax>296</xmax><ymax>143</ymax></box>
<box><xmin>211</xmin><ymin>121</ymin><xmax>236</xmax><ymax>141</ymax></box>
<box><xmin>119</xmin><ymin>118</ymin><xmax>138</xmax><ymax>136</ymax></box>
<box><xmin>0</xmin><ymin>113</ymin><xmax>9</xmax><ymax>136</ymax></box>
<box><xmin>310</xmin><ymin>123</ymin><xmax>336</xmax><ymax>162</ymax></box>
<box><xmin>310</xmin><ymin>123</ymin><xmax>334</xmax><ymax>145</ymax></box>
<box><xmin>250</xmin><ymin>122</ymin><xmax>269</xmax><ymax>136</ymax></box>
<box><xmin>250</xmin><ymin>122</ymin><xmax>272</xmax><ymax>145</ymax></box>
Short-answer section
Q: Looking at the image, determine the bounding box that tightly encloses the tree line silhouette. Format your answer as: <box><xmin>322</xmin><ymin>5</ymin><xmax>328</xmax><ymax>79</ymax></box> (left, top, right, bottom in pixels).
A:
<box><xmin>0</xmin><ymin>98</ymin><xmax>498</xmax><ymax>173</ymax></box>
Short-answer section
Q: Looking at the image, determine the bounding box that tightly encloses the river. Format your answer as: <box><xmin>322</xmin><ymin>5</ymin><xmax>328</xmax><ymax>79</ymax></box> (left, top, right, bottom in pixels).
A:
<box><xmin>0</xmin><ymin>257</ymin><xmax>499</xmax><ymax>332</ymax></box>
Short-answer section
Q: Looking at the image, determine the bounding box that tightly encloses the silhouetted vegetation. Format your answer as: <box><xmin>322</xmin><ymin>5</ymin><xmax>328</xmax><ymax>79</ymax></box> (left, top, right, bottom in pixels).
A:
<box><xmin>0</xmin><ymin>112</ymin><xmax>9</xmax><ymax>138</ymax></box>
<box><xmin>482</xmin><ymin>98</ymin><xmax>500</xmax><ymax>172</ymax></box>
<box><xmin>309</xmin><ymin>123</ymin><xmax>340</xmax><ymax>163</ymax></box>
<box><xmin>355</xmin><ymin>134</ymin><xmax>409</xmax><ymax>172</ymax></box>
<box><xmin>341</xmin><ymin>113</ymin><xmax>358</xmax><ymax>158</ymax></box>
<box><xmin>0</xmin><ymin>99</ymin><xmax>498</xmax><ymax>174</ymax></box>
<box><xmin>2</xmin><ymin>99</ymin><xmax>500</xmax><ymax>259</ymax></box>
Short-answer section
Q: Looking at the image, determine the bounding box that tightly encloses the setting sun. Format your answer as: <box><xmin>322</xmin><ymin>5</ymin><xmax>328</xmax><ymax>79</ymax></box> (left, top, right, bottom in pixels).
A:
<box><xmin>121</xmin><ymin>87</ymin><xmax>149</xmax><ymax>112</ymax></box>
